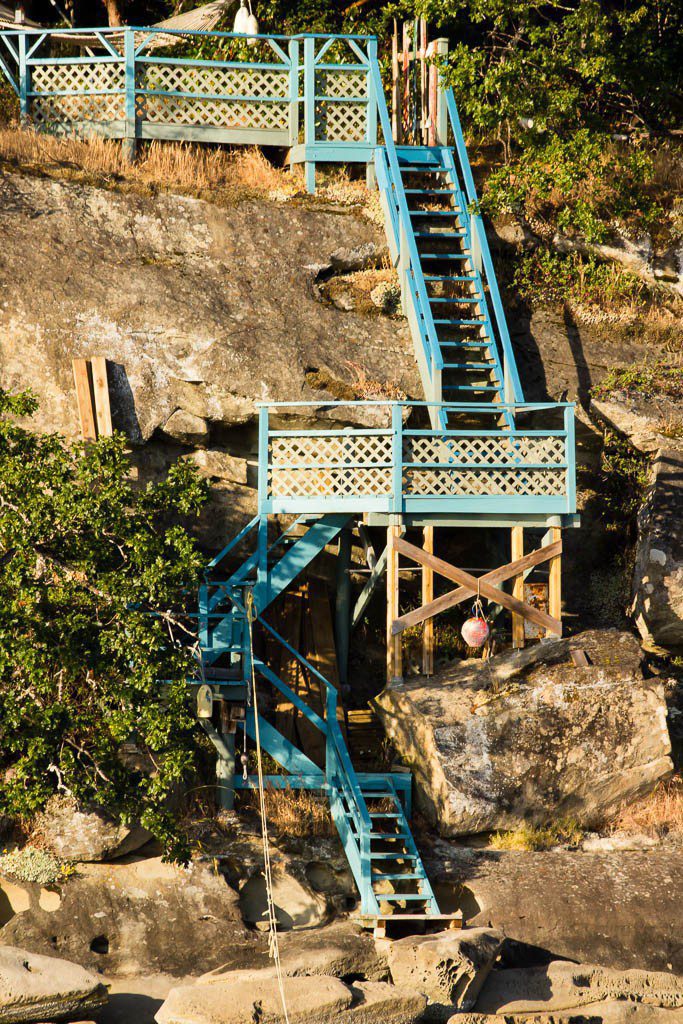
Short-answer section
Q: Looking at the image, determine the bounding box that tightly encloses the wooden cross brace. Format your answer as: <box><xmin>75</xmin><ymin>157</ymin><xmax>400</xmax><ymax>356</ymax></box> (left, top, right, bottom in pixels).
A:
<box><xmin>392</xmin><ymin>536</ymin><xmax>562</xmax><ymax>637</ymax></box>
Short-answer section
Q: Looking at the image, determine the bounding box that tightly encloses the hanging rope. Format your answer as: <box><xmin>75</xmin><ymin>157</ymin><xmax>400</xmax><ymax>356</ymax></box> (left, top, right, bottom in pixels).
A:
<box><xmin>244</xmin><ymin>589</ymin><xmax>291</xmax><ymax>1024</ymax></box>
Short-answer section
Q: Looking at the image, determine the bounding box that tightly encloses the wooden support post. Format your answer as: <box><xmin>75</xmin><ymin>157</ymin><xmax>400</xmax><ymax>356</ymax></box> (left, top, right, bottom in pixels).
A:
<box><xmin>365</xmin><ymin>37</ymin><xmax>378</xmax><ymax>189</ymax></box>
<box><xmin>303</xmin><ymin>36</ymin><xmax>316</xmax><ymax>193</ymax></box>
<box><xmin>391</xmin><ymin>19</ymin><xmax>399</xmax><ymax>142</ymax></box>
<box><xmin>72</xmin><ymin>359</ymin><xmax>97</xmax><ymax>441</ymax></box>
<box><xmin>422</xmin><ymin>525</ymin><xmax>434</xmax><ymax>675</ymax></box>
<box><xmin>17</xmin><ymin>32</ymin><xmax>30</xmax><ymax>123</ymax></box>
<box><xmin>548</xmin><ymin>526</ymin><xmax>562</xmax><ymax>635</ymax></box>
<box><xmin>335</xmin><ymin>528</ymin><xmax>352</xmax><ymax>687</ymax></box>
<box><xmin>288</xmin><ymin>38</ymin><xmax>299</xmax><ymax>152</ymax></box>
<box><xmin>386</xmin><ymin>518</ymin><xmax>402</xmax><ymax>684</ymax></box>
<box><xmin>217</xmin><ymin>701</ymin><xmax>236</xmax><ymax>811</ymax></box>
<box><xmin>90</xmin><ymin>356</ymin><xmax>113</xmax><ymax>437</ymax></box>
<box><xmin>511</xmin><ymin>525</ymin><xmax>525</xmax><ymax>650</ymax></box>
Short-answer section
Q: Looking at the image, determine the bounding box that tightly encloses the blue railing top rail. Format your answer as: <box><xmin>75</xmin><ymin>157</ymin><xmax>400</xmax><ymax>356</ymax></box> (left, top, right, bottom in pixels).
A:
<box><xmin>257</xmin><ymin>399</ymin><xmax>575</xmax><ymax>410</ymax></box>
<box><xmin>0</xmin><ymin>26</ymin><xmax>376</xmax><ymax>40</ymax></box>
<box><xmin>443</xmin><ymin>86</ymin><xmax>524</xmax><ymax>404</ymax></box>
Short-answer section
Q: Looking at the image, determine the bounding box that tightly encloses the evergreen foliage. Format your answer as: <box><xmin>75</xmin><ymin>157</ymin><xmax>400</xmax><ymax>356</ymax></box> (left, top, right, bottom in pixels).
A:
<box><xmin>0</xmin><ymin>390</ymin><xmax>208</xmax><ymax>859</ymax></box>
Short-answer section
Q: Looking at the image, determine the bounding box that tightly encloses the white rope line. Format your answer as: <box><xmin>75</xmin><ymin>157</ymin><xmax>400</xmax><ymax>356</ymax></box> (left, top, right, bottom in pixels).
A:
<box><xmin>246</xmin><ymin>590</ymin><xmax>291</xmax><ymax>1024</ymax></box>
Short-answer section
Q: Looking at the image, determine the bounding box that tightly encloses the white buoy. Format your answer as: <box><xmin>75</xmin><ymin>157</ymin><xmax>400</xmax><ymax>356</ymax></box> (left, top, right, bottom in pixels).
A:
<box><xmin>233</xmin><ymin>0</ymin><xmax>250</xmax><ymax>34</ymax></box>
<box><xmin>246</xmin><ymin>11</ymin><xmax>259</xmax><ymax>45</ymax></box>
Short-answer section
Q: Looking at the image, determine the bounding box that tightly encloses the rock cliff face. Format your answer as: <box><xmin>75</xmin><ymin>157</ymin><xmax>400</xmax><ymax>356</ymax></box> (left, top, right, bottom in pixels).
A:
<box><xmin>0</xmin><ymin>172</ymin><xmax>418</xmax><ymax>444</ymax></box>
<box><xmin>631</xmin><ymin>450</ymin><xmax>683</xmax><ymax>647</ymax></box>
<box><xmin>0</xmin><ymin>172</ymin><xmax>421</xmax><ymax>547</ymax></box>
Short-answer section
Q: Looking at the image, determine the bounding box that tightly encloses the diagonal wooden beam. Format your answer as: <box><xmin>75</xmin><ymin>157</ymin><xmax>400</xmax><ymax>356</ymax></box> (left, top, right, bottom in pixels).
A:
<box><xmin>392</xmin><ymin>539</ymin><xmax>561</xmax><ymax>634</ymax></box>
<box><xmin>393</xmin><ymin>537</ymin><xmax>562</xmax><ymax>637</ymax></box>
<box><xmin>352</xmin><ymin>544</ymin><xmax>388</xmax><ymax>629</ymax></box>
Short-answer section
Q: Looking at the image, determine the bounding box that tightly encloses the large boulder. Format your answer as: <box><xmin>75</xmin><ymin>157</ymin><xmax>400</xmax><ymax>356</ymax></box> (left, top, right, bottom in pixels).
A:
<box><xmin>426</xmin><ymin>843</ymin><xmax>683</xmax><ymax>973</ymax></box>
<box><xmin>0</xmin><ymin>944</ymin><xmax>107</xmax><ymax>1022</ymax></box>
<box><xmin>631</xmin><ymin>449</ymin><xmax>683</xmax><ymax>647</ymax></box>
<box><xmin>374</xmin><ymin>630</ymin><xmax>673</xmax><ymax>835</ymax></box>
<box><xmin>277</xmin><ymin>921</ymin><xmax>388</xmax><ymax>981</ymax></box>
<box><xmin>386</xmin><ymin>929</ymin><xmax>503</xmax><ymax>1012</ymax></box>
<box><xmin>475</xmin><ymin>960</ymin><xmax>683</xmax><ymax>1015</ymax></box>
<box><xmin>455</xmin><ymin>1004</ymin><xmax>682</xmax><ymax>1023</ymax></box>
<box><xmin>0</xmin><ymin>857</ymin><xmax>260</xmax><ymax>977</ymax></box>
<box><xmin>155</xmin><ymin>968</ymin><xmax>426</xmax><ymax>1024</ymax></box>
<box><xmin>31</xmin><ymin>796</ymin><xmax>151</xmax><ymax>863</ymax></box>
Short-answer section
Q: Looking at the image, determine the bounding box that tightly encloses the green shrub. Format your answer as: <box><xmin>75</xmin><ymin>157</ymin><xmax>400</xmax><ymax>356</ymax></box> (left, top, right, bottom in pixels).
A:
<box><xmin>482</xmin><ymin>132</ymin><xmax>662</xmax><ymax>242</ymax></box>
<box><xmin>592</xmin><ymin>362</ymin><xmax>683</xmax><ymax>401</ymax></box>
<box><xmin>0</xmin><ymin>846</ymin><xmax>71</xmax><ymax>885</ymax></box>
<box><xmin>0</xmin><ymin>390</ymin><xmax>208</xmax><ymax>861</ymax></box>
<box><xmin>512</xmin><ymin>249</ymin><xmax>648</xmax><ymax>311</ymax></box>
<box><xmin>0</xmin><ymin>80</ymin><xmax>19</xmax><ymax>126</ymax></box>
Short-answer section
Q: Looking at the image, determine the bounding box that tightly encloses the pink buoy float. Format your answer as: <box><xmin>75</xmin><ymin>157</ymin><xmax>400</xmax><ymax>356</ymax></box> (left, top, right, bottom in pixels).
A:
<box><xmin>461</xmin><ymin>589</ymin><xmax>490</xmax><ymax>648</ymax></box>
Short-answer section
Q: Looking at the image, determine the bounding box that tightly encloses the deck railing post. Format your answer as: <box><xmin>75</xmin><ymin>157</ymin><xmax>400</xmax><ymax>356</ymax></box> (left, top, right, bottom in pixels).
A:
<box><xmin>391</xmin><ymin>403</ymin><xmax>403</xmax><ymax>513</ymax></box>
<box><xmin>123</xmin><ymin>28</ymin><xmax>137</xmax><ymax>161</ymax></box>
<box><xmin>18</xmin><ymin>32</ymin><xmax>30</xmax><ymax>122</ymax></box>
<box><xmin>365</xmin><ymin>37</ymin><xmax>378</xmax><ymax>189</ymax></box>
<box><xmin>303</xmin><ymin>36</ymin><xmax>315</xmax><ymax>193</ymax></box>
<box><xmin>288</xmin><ymin>38</ymin><xmax>299</xmax><ymax>151</ymax></box>
<box><xmin>565</xmin><ymin>405</ymin><xmax>576</xmax><ymax>513</ymax></box>
<box><xmin>257</xmin><ymin>406</ymin><xmax>269</xmax><ymax>514</ymax></box>
<box><xmin>434</xmin><ymin>38</ymin><xmax>449</xmax><ymax>145</ymax></box>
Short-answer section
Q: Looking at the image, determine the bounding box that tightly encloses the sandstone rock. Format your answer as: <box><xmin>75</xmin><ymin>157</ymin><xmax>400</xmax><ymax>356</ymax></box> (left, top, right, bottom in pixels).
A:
<box><xmin>455</xmin><ymin>1003</ymin><xmax>682</xmax><ymax>1023</ymax></box>
<box><xmin>631</xmin><ymin>450</ymin><xmax>683</xmax><ymax>647</ymax></box>
<box><xmin>426</xmin><ymin>844</ymin><xmax>683</xmax><ymax>974</ymax></box>
<box><xmin>346</xmin><ymin>981</ymin><xmax>426</xmax><ymax>1022</ymax></box>
<box><xmin>374</xmin><ymin>630</ymin><xmax>672</xmax><ymax>835</ymax></box>
<box><xmin>591</xmin><ymin>396</ymin><xmax>683</xmax><ymax>454</ymax></box>
<box><xmin>32</xmin><ymin>797</ymin><xmax>151</xmax><ymax>863</ymax></box>
<box><xmin>327</xmin><ymin>242</ymin><xmax>386</xmax><ymax>274</ymax></box>
<box><xmin>182</xmin><ymin>449</ymin><xmax>250</xmax><ymax>484</ymax></box>
<box><xmin>162</xmin><ymin>410</ymin><xmax>210</xmax><ymax>446</ymax></box>
<box><xmin>239</xmin><ymin>868</ymin><xmax>328</xmax><ymax>930</ymax></box>
<box><xmin>0</xmin><ymin>945</ymin><xmax>107</xmax><ymax>1022</ymax></box>
<box><xmin>155</xmin><ymin>970</ymin><xmax>354</xmax><ymax>1024</ymax></box>
<box><xmin>0</xmin><ymin>857</ymin><xmax>260</xmax><ymax>977</ymax></box>
<box><xmin>387</xmin><ymin>928</ymin><xmax>503</xmax><ymax>1011</ymax></box>
<box><xmin>156</xmin><ymin>969</ymin><xmax>425</xmax><ymax>1024</ymax></box>
<box><xmin>277</xmin><ymin>921</ymin><xmax>388</xmax><ymax>980</ymax></box>
<box><xmin>580</xmin><ymin>832</ymin><xmax>659</xmax><ymax>852</ymax></box>
<box><xmin>475</xmin><ymin>961</ymin><xmax>683</xmax><ymax>1014</ymax></box>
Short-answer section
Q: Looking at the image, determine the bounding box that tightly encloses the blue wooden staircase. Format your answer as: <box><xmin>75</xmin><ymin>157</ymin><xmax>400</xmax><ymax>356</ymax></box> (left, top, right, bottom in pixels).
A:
<box><xmin>195</xmin><ymin>51</ymin><xmax>575</xmax><ymax>925</ymax></box>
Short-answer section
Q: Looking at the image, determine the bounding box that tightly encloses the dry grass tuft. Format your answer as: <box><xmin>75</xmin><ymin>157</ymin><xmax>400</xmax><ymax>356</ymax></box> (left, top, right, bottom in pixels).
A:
<box><xmin>490</xmin><ymin>818</ymin><xmax>584</xmax><ymax>851</ymax></box>
<box><xmin>240</xmin><ymin>784</ymin><xmax>335</xmax><ymax>838</ymax></box>
<box><xmin>0</xmin><ymin>125</ymin><xmax>382</xmax><ymax>218</ymax></box>
<box><xmin>610</xmin><ymin>778</ymin><xmax>683</xmax><ymax>839</ymax></box>
<box><xmin>0</xmin><ymin>125</ymin><xmax>299</xmax><ymax>200</ymax></box>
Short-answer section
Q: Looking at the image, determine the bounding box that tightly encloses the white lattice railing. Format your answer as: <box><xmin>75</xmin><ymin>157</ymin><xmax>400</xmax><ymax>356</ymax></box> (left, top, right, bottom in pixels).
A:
<box><xmin>0</xmin><ymin>27</ymin><xmax>375</xmax><ymax>152</ymax></box>
<box><xmin>260</xmin><ymin>401</ymin><xmax>577</xmax><ymax>514</ymax></box>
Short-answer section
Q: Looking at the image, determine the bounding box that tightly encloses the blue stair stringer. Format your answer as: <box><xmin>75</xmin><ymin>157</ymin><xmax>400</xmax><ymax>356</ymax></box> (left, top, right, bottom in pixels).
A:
<box><xmin>198</xmin><ymin>513</ymin><xmax>441</xmax><ymax>918</ymax></box>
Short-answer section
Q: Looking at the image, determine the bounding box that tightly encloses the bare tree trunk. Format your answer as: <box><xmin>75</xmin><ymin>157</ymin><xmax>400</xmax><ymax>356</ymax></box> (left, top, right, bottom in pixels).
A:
<box><xmin>101</xmin><ymin>0</ymin><xmax>124</xmax><ymax>27</ymax></box>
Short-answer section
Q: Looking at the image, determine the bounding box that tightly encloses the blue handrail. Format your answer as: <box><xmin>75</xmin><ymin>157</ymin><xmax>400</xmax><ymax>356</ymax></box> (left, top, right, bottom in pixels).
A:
<box><xmin>367</xmin><ymin>59</ymin><xmax>444</xmax><ymax>393</ymax></box>
<box><xmin>257</xmin><ymin>613</ymin><xmax>376</xmax><ymax>910</ymax></box>
<box><xmin>443</xmin><ymin>87</ymin><xmax>524</xmax><ymax>404</ymax></box>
